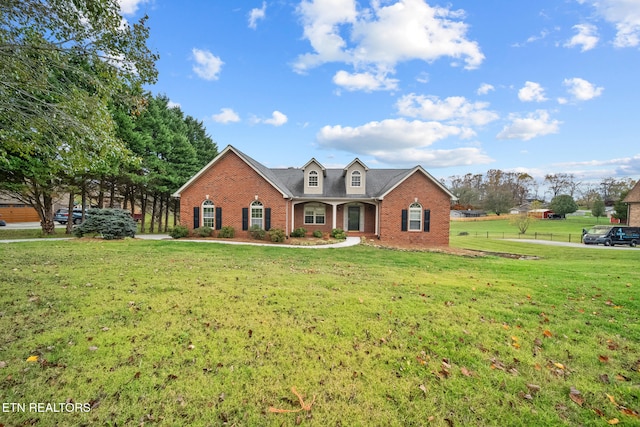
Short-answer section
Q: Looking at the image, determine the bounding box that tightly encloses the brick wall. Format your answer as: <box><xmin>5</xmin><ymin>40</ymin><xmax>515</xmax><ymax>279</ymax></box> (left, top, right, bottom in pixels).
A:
<box><xmin>629</xmin><ymin>203</ymin><xmax>640</xmax><ymax>227</ymax></box>
<box><xmin>179</xmin><ymin>150</ymin><xmax>290</xmax><ymax>234</ymax></box>
<box><xmin>378</xmin><ymin>172</ymin><xmax>451</xmax><ymax>246</ymax></box>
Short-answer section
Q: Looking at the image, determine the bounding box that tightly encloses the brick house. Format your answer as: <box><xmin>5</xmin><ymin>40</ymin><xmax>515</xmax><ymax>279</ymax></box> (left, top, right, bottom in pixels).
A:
<box><xmin>172</xmin><ymin>145</ymin><xmax>457</xmax><ymax>246</ymax></box>
<box><xmin>623</xmin><ymin>180</ymin><xmax>640</xmax><ymax>226</ymax></box>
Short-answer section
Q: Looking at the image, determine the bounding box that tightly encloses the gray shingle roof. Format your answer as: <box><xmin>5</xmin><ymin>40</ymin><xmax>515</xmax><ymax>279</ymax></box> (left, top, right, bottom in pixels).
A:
<box><xmin>173</xmin><ymin>145</ymin><xmax>456</xmax><ymax>200</ymax></box>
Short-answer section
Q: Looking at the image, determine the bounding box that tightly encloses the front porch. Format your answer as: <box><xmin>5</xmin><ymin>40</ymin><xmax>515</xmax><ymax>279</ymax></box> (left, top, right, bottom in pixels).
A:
<box><xmin>291</xmin><ymin>200</ymin><xmax>379</xmax><ymax>236</ymax></box>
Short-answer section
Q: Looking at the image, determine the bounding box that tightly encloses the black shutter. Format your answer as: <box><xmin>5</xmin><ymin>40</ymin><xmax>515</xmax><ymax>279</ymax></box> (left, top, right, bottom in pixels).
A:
<box><xmin>242</xmin><ymin>207</ymin><xmax>248</xmax><ymax>231</ymax></box>
<box><xmin>401</xmin><ymin>209</ymin><xmax>408</xmax><ymax>232</ymax></box>
<box><xmin>215</xmin><ymin>207</ymin><xmax>222</xmax><ymax>230</ymax></box>
<box><xmin>265</xmin><ymin>208</ymin><xmax>271</xmax><ymax>231</ymax></box>
<box><xmin>193</xmin><ymin>206</ymin><xmax>200</xmax><ymax>229</ymax></box>
<box><xmin>423</xmin><ymin>209</ymin><xmax>431</xmax><ymax>232</ymax></box>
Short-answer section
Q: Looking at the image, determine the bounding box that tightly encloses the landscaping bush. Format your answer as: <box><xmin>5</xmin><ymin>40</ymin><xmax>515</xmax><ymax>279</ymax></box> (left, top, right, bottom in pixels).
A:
<box><xmin>218</xmin><ymin>226</ymin><xmax>235</xmax><ymax>238</ymax></box>
<box><xmin>194</xmin><ymin>226</ymin><xmax>213</xmax><ymax>237</ymax></box>
<box><xmin>169</xmin><ymin>225</ymin><xmax>189</xmax><ymax>239</ymax></box>
<box><xmin>249</xmin><ymin>224</ymin><xmax>266</xmax><ymax>240</ymax></box>
<box><xmin>331</xmin><ymin>228</ymin><xmax>347</xmax><ymax>240</ymax></box>
<box><xmin>291</xmin><ymin>227</ymin><xmax>307</xmax><ymax>237</ymax></box>
<box><xmin>73</xmin><ymin>208</ymin><xmax>136</xmax><ymax>240</ymax></box>
<box><xmin>312</xmin><ymin>229</ymin><xmax>323</xmax><ymax>238</ymax></box>
<box><xmin>269</xmin><ymin>228</ymin><xmax>286</xmax><ymax>243</ymax></box>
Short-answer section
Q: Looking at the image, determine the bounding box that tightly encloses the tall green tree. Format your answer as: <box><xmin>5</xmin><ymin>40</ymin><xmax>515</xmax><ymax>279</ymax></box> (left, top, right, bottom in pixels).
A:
<box><xmin>0</xmin><ymin>0</ymin><xmax>158</xmax><ymax>233</ymax></box>
<box><xmin>591</xmin><ymin>196</ymin><xmax>606</xmax><ymax>223</ymax></box>
<box><xmin>549</xmin><ymin>194</ymin><xmax>579</xmax><ymax>218</ymax></box>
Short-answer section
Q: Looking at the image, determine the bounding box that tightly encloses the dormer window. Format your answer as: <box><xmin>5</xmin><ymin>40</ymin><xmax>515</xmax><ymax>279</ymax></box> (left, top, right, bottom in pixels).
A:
<box><xmin>309</xmin><ymin>170</ymin><xmax>318</xmax><ymax>187</ymax></box>
<box><xmin>351</xmin><ymin>170</ymin><xmax>361</xmax><ymax>187</ymax></box>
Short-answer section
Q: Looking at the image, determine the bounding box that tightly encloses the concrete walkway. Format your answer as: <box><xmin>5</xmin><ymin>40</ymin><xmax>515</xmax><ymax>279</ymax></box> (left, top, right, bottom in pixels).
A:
<box><xmin>148</xmin><ymin>235</ymin><xmax>362</xmax><ymax>249</ymax></box>
<box><xmin>0</xmin><ymin>225</ymin><xmax>361</xmax><ymax>249</ymax></box>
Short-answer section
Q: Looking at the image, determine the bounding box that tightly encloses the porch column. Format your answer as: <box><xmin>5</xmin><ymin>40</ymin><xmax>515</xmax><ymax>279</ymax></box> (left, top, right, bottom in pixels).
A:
<box><xmin>332</xmin><ymin>203</ymin><xmax>337</xmax><ymax>229</ymax></box>
<box><xmin>375</xmin><ymin>201</ymin><xmax>380</xmax><ymax>235</ymax></box>
<box><xmin>291</xmin><ymin>202</ymin><xmax>295</xmax><ymax>234</ymax></box>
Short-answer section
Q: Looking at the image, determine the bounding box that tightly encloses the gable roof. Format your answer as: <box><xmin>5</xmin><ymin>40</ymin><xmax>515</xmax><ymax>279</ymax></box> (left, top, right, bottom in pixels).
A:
<box><xmin>172</xmin><ymin>145</ymin><xmax>293</xmax><ymax>198</ymax></box>
<box><xmin>623</xmin><ymin>180</ymin><xmax>640</xmax><ymax>203</ymax></box>
<box><xmin>343</xmin><ymin>158</ymin><xmax>369</xmax><ymax>176</ymax></box>
<box><xmin>173</xmin><ymin>145</ymin><xmax>457</xmax><ymax>201</ymax></box>
<box><xmin>302</xmin><ymin>158</ymin><xmax>326</xmax><ymax>176</ymax></box>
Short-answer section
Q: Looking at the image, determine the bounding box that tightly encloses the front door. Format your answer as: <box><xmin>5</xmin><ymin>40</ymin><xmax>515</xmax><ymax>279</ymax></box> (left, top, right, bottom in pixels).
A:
<box><xmin>348</xmin><ymin>206</ymin><xmax>360</xmax><ymax>231</ymax></box>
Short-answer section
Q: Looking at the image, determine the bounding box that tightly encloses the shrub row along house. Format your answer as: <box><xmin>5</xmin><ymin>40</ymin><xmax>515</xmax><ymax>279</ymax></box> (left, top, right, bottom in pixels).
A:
<box><xmin>172</xmin><ymin>145</ymin><xmax>457</xmax><ymax>246</ymax></box>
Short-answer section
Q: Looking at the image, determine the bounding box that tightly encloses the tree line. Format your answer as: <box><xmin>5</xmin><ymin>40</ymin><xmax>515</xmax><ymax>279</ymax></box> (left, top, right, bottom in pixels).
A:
<box><xmin>445</xmin><ymin>171</ymin><xmax>636</xmax><ymax>220</ymax></box>
<box><xmin>0</xmin><ymin>0</ymin><xmax>218</xmax><ymax>234</ymax></box>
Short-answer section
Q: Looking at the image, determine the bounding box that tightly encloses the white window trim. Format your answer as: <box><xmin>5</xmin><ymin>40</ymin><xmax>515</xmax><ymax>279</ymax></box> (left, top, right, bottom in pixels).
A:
<box><xmin>202</xmin><ymin>200</ymin><xmax>214</xmax><ymax>228</ymax></box>
<box><xmin>304</xmin><ymin>203</ymin><xmax>326</xmax><ymax>225</ymax></box>
<box><xmin>308</xmin><ymin>170</ymin><xmax>319</xmax><ymax>187</ymax></box>
<box><xmin>351</xmin><ymin>170</ymin><xmax>361</xmax><ymax>187</ymax></box>
<box><xmin>409</xmin><ymin>202</ymin><xmax>422</xmax><ymax>231</ymax></box>
<box><xmin>250</xmin><ymin>201</ymin><xmax>263</xmax><ymax>228</ymax></box>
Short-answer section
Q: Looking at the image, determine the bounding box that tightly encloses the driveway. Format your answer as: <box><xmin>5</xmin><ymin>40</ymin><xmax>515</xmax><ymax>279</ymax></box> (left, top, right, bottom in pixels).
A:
<box><xmin>506</xmin><ymin>239</ymin><xmax>639</xmax><ymax>251</ymax></box>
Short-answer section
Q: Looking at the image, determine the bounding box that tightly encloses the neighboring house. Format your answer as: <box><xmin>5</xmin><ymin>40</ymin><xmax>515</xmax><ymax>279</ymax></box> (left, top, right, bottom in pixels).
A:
<box><xmin>0</xmin><ymin>195</ymin><xmax>40</xmax><ymax>222</ymax></box>
<box><xmin>172</xmin><ymin>145</ymin><xmax>457</xmax><ymax>246</ymax></box>
<box><xmin>623</xmin><ymin>180</ymin><xmax>640</xmax><ymax>226</ymax></box>
<box><xmin>450</xmin><ymin>209</ymin><xmax>487</xmax><ymax>219</ymax></box>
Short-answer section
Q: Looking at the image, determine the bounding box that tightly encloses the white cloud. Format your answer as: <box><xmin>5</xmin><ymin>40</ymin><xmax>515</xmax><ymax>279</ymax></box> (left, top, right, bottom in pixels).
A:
<box><xmin>316</xmin><ymin>118</ymin><xmax>490</xmax><ymax>167</ymax></box>
<box><xmin>564</xmin><ymin>23</ymin><xmax>599</xmax><ymax>51</ymax></box>
<box><xmin>318</xmin><ymin>118</ymin><xmax>474</xmax><ymax>151</ymax></box>
<box><xmin>167</xmin><ymin>100</ymin><xmax>181</xmax><ymax>109</ymax></box>
<box><xmin>563</xmin><ymin>77</ymin><xmax>604</xmax><ymax>101</ymax></box>
<box><xmin>477</xmin><ymin>83</ymin><xmax>495</xmax><ymax>95</ymax></box>
<box><xmin>518</xmin><ymin>81</ymin><xmax>547</xmax><ymax>102</ymax></box>
<box><xmin>582</xmin><ymin>0</ymin><xmax>640</xmax><ymax>47</ymax></box>
<box><xmin>191</xmin><ymin>48</ymin><xmax>224</xmax><ymax>81</ymax></box>
<box><xmin>333</xmin><ymin>70</ymin><xmax>398</xmax><ymax>91</ymax></box>
<box><xmin>497</xmin><ymin>110</ymin><xmax>561</xmax><ymax>141</ymax></box>
<box><xmin>257</xmin><ymin>111</ymin><xmax>288</xmax><ymax>126</ymax></box>
<box><xmin>248</xmin><ymin>2</ymin><xmax>267</xmax><ymax>29</ymax></box>
<box><xmin>294</xmin><ymin>0</ymin><xmax>484</xmax><ymax>90</ymax></box>
<box><xmin>396</xmin><ymin>94</ymin><xmax>499</xmax><ymax>126</ymax></box>
<box><xmin>118</xmin><ymin>0</ymin><xmax>148</xmax><ymax>15</ymax></box>
<box><xmin>213</xmin><ymin>108</ymin><xmax>240</xmax><ymax>124</ymax></box>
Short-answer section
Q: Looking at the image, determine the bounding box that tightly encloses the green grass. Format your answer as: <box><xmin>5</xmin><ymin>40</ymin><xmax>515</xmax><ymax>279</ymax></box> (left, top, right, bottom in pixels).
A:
<box><xmin>0</xmin><ymin>238</ymin><xmax>639</xmax><ymax>426</ymax></box>
<box><xmin>452</xmin><ymin>215</ymin><xmax>612</xmax><ymax>243</ymax></box>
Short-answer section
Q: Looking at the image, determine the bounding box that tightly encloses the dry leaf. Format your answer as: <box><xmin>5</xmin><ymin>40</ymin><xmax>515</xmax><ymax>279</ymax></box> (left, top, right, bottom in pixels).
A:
<box><xmin>599</xmin><ymin>355</ymin><xmax>609</xmax><ymax>363</ymax></box>
<box><xmin>608</xmin><ymin>419</ymin><xmax>619</xmax><ymax>425</ymax></box>
<box><xmin>460</xmin><ymin>367</ymin><xmax>472</xmax><ymax>377</ymax></box>
<box><xmin>606</xmin><ymin>394</ymin><xmax>617</xmax><ymax>405</ymax></box>
<box><xmin>419</xmin><ymin>384</ymin><xmax>427</xmax><ymax>394</ymax></box>
<box><xmin>569</xmin><ymin>387</ymin><xmax>583</xmax><ymax>406</ymax></box>
<box><xmin>26</xmin><ymin>355</ymin><xmax>38</xmax><ymax>363</ymax></box>
<box><xmin>543</xmin><ymin>330</ymin><xmax>553</xmax><ymax>338</ymax></box>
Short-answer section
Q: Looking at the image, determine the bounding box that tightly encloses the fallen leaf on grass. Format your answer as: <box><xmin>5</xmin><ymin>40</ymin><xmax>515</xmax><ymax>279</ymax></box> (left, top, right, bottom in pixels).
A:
<box><xmin>569</xmin><ymin>387</ymin><xmax>583</xmax><ymax>406</ymax></box>
<box><xmin>608</xmin><ymin>419</ymin><xmax>619</xmax><ymax>425</ymax></box>
<box><xmin>26</xmin><ymin>355</ymin><xmax>38</xmax><ymax>363</ymax></box>
<box><xmin>460</xmin><ymin>367</ymin><xmax>473</xmax><ymax>377</ymax></box>
<box><xmin>543</xmin><ymin>330</ymin><xmax>553</xmax><ymax>338</ymax></box>
<box><xmin>419</xmin><ymin>384</ymin><xmax>427</xmax><ymax>394</ymax></box>
<box><xmin>599</xmin><ymin>355</ymin><xmax>609</xmax><ymax>363</ymax></box>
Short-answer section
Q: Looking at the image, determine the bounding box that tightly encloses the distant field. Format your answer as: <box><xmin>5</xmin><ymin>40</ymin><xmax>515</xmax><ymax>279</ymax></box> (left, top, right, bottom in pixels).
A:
<box><xmin>451</xmin><ymin>215</ymin><xmax>612</xmax><ymax>243</ymax></box>
<box><xmin>1</xmin><ymin>238</ymin><xmax>638</xmax><ymax>426</ymax></box>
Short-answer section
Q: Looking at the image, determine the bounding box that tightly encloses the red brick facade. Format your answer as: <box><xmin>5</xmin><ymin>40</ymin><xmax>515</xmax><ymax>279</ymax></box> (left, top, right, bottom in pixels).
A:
<box><xmin>179</xmin><ymin>150</ymin><xmax>290</xmax><ymax>234</ymax></box>
<box><xmin>379</xmin><ymin>172</ymin><xmax>451</xmax><ymax>246</ymax></box>
<box><xmin>174</xmin><ymin>146</ymin><xmax>453</xmax><ymax>246</ymax></box>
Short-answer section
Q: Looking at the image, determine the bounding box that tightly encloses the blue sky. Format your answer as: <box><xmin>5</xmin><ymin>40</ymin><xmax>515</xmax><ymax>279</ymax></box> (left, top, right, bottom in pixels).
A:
<box><xmin>120</xmin><ymin>0</ymin><xmax>640</xmax><ymax>185</ymax></box>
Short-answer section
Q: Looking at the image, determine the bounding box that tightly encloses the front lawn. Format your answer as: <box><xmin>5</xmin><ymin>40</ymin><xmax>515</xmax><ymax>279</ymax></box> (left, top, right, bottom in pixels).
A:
<box><xmin>0</xmin><ymin>239</ymin><xmax>638</xmax><ymax>426</ymax></box>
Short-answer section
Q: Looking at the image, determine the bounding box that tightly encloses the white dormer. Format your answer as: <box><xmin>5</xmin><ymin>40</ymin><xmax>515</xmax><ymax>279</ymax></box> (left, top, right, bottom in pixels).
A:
<box><xmin>344</xmin><ymin>158</ymin><xmax>368</xmax><ymax>195</ymax></box>
<box><xmin>303</xmin><ymin>158</ymin><xmax>326</xmax><ymax>194</ymax></box>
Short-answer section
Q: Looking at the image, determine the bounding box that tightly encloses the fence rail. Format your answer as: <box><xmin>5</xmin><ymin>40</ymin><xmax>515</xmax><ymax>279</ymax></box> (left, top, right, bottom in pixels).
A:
<box><xmin>455</xmin><ymin>231</ymin><xmax>582</xmax><ymax>243</ymax></box>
